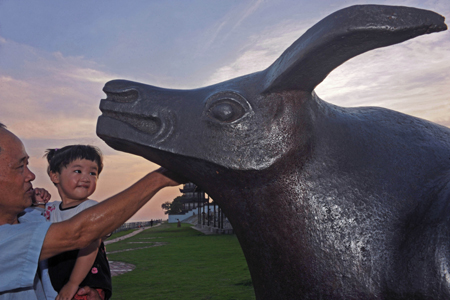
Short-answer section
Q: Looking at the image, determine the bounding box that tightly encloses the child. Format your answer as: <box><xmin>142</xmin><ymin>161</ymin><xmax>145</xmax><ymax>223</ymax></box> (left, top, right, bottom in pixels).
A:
<box><xmin>43</xmin><ymin>145</ymin><xmax>112</xmax><ymax>300</ymax></box>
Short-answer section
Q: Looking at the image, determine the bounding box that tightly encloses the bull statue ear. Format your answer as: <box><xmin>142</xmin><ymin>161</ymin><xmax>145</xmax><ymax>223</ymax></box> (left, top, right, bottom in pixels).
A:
<box><xmin>262</xmin><ymin>5</ymin><xmax>447</xmax><ymax>94</ymax></box>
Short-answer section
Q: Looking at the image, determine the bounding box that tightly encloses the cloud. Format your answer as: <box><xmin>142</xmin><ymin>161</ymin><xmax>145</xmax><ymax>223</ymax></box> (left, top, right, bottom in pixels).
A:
<box><xmin>229</xmin><ymin>0</ymin><xmax>265</xmax><ymax>32</ymax></box>
<box><xmin>316</xmin><ymin>31</ymin><xmax>450</xmax><ymax>125</ymax></box>
<box><xmin>0</xmin><ymin>37</ymin><xmax>118</xmax><ymax>139</ymax></box>
<box><xmin>201</xmin><ymin>0</ymin><xmax>265</xmax><ymax>53</ymax></box>
<box><xmin>202</xmin><ymin>10</ymin><xmax>450</xmax><ymax>127</ymax></box>
<box><xmin>1</xmin><ymin>37</ymin><xmax>182</xmax><ymax>220</ymax></box>
<box><xmin>47</xmin><ymin>52</ymin><xmax>114</xmax><ymax>84</ymax></box>
<box><xmin>203</xmin><ymin>19</ymin><xmax>310</xmax><ymax>85</ymax></box>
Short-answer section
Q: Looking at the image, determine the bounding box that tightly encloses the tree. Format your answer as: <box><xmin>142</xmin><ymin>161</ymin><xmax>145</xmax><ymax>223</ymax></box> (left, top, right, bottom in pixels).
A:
<box><xmin>161</xmin><ymin>196</ymin><xmax>184</xmax><ymax>215</ymax></box>
<box><xmin>161</xmin><ymin>201</ymin><xmax>171</xmax><ymax>212</ymax></box>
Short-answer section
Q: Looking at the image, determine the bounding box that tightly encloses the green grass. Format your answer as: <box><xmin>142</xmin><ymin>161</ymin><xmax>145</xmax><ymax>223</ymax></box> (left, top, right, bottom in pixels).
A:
<box><xmin>106</xmin><ymin>228</ymin><xmax>139</xmax><ymax>241</ymax></box>
<box><xmin>107</xmin><ymin>223</ymin><xmax>255</xmax><ymax>300</ymax></box>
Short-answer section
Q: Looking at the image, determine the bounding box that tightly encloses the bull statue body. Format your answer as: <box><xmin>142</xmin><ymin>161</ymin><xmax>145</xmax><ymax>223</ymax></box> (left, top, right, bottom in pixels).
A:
<box><xmin>97</xmin><ymin>5</ymin><xmax>449</xmax><ymax>299</ymax></box>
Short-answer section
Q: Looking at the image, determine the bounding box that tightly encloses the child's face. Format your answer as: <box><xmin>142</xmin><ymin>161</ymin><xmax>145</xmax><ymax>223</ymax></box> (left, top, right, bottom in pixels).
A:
<box><xmin>50</xmin><ymin>158</ymin><xmax>99</xmax><ymax>202</ymax></box>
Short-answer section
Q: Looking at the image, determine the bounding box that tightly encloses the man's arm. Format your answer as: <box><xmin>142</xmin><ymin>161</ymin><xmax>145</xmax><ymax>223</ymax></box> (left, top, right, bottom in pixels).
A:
<box><xmin>40</xmin><ymin>168</ymin><xmax>181</xmax><ymax>261</ymax></box>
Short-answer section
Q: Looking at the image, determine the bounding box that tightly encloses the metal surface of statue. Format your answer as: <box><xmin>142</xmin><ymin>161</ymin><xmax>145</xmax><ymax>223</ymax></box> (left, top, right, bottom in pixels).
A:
<box><xmin>96</xmin><ymin>5</ymin><xmax>449</xmax><ymax>299</ymax></box>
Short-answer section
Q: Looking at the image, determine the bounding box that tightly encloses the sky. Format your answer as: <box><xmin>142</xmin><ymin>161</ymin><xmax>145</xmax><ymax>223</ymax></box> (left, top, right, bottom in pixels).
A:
<box><xmin>0</xmin><ymin>0</ymin><xmax>449</xmax><ymax>221</ymax></box>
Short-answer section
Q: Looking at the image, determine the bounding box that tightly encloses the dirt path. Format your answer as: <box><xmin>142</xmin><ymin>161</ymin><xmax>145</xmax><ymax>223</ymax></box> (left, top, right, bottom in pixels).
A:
<box><xmin>106</xmin><ymin>224</ymin><xmax>162</xmax><ymax>276</ymax></box>
<box><xmin>104</xmin><ymin>223</ymin><xmax>160</xmax><ymax>245</ymax></box>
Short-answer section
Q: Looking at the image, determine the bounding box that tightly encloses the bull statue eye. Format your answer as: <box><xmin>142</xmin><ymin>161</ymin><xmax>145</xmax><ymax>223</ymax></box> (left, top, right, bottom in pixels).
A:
<box><xmin>204</xmin><ymin>92</ymin><xmax>251</xmax><ymax>124</ymax></box>
<box><xmin>209</xmin><ymin>100</ymin><xmax>245</xmax><ymax>123</ymax></box>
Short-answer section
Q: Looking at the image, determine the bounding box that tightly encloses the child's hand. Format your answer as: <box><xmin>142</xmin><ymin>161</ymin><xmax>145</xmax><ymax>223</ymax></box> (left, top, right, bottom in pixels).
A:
<box><xmin>32</xmin><ymin>188</ymin><xmax>51</xmax><ymax>205</ymax></box>
<box><xmin>56</xmin><ymin>281</ymin><xmax>79</xmax><ymax>300</ymax></box>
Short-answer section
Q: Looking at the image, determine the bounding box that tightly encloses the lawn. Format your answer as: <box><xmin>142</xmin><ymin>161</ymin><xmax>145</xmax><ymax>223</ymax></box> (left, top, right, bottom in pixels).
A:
<box><xmin>106</xmin><ymin>228</ymin><xmax>139</xmax><ymax>241</ymax></box>
<box><xmin>106</xmin><ymin>223</ymin><xmax>255</xmax><ymax>300</ymax></box>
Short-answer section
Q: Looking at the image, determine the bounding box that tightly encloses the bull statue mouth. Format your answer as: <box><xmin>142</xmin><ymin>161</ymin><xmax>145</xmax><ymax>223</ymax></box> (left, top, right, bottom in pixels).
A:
<box><xmin>98</xmin><ymin>84</ymin><xmax>176</xmax><ymax>145</ymax></box>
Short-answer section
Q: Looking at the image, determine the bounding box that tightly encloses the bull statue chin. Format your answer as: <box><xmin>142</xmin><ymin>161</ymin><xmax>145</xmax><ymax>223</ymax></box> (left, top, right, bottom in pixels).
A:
<box><xmin>96</xmin><ymin>5</ymin><xmax>449</xmax><ymax>299</ymax></box>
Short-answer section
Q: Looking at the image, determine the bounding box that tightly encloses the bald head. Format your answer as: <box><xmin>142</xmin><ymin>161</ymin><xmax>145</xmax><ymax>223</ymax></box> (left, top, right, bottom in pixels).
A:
<box><xmin>0</xmin><ymin>124</ymin><xmax>36</xmax><ymax>224</ymax></box>
<box><xmin>0</xmin><ymin>126</ymin><xmax>27</xmax><ymax>164</ymax></box>
<box><xmin>0</xmin><ymin>123</ymin><xmax>6</xmax><ymax>155</ymax></box>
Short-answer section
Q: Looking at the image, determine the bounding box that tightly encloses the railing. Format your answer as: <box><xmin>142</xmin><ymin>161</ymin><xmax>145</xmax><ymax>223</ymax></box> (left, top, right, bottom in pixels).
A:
<box><xmin>196</xmin><ymin>210</ymin><xmax>233</xmax><ymax>234</ymax></box>
<box><xmin>112</xmin><ymin>219</ymin><xmax>163</xmax><ymax>233</ymax></box>
<box><xmin>201</xmin><ymin>212</ymin><xmax>233</xmax><ymax>229</ymax></box>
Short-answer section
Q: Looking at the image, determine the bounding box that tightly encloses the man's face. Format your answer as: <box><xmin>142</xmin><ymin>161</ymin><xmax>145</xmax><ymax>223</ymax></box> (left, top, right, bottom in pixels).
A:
<box><xmin>0</xmin><ymin>129</ymin><xmax>36</xmax><ymax>224</ymax></box>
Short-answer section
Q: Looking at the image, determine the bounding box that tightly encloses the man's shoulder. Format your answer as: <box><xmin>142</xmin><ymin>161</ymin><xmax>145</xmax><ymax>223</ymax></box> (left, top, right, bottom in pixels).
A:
<box><xmin>18</xmin><ymin>207</ymin><xmax>47</xmax><ymax>223</ymax></box>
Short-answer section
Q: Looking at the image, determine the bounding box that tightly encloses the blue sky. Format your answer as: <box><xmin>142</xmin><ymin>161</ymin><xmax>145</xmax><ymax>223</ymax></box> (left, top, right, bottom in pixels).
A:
<box><xmin>0</xmin><ymin>0</ymin><xmax>449</xmax><ymax>220</ymax></box>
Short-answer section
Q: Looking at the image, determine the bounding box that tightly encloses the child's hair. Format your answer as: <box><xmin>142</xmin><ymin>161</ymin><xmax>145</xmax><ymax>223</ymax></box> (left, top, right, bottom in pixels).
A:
<box><xmin>45</xmin><ymin>145</ymin><xmax>103</xmax><ymax>175</ymax></box>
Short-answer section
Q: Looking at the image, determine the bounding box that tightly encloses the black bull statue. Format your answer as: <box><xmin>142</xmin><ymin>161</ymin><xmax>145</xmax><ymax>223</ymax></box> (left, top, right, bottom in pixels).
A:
<box><xmin>97</xmin><ymin>5</ymin><xmax>449</xmax><ymax>299</ymax></box>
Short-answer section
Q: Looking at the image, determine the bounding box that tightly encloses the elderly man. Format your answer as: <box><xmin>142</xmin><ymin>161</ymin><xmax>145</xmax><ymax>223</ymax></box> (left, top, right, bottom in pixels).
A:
<box><xmin>0</xmin><ymin>123</ymin><xmax>180</xmax><ymax>299</ymax></box>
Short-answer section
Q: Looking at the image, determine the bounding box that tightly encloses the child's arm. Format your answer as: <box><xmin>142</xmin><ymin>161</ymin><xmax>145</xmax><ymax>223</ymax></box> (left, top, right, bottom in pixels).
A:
<box><xmin>56</xmin><ymin>239</ymin><xmax>101</xmax><ymax>300</ymax></box>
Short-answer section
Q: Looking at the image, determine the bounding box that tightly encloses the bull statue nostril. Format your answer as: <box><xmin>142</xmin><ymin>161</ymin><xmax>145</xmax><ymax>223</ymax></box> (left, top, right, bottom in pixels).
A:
<box><xmin>105</xmin><ymin>89</ymin><xmax>139</xmax><ymax>103</ymax></box>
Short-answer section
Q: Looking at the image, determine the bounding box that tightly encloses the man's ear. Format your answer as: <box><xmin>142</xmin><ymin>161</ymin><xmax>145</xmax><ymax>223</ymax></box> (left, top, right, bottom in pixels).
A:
<box><xmin>49</xmin><ymin>171</ymin><xmax>60</xmax><ymax>184</ymax></box>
